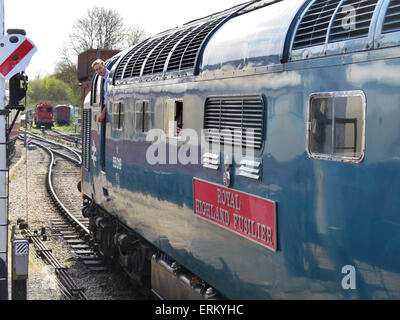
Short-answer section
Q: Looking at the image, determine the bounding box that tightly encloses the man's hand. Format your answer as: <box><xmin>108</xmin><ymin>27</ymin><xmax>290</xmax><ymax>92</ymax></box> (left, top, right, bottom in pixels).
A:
<box><xmin>98</xmin><ymin>107</ymin><xmax>107</xmax><ymax>123</ymax></box>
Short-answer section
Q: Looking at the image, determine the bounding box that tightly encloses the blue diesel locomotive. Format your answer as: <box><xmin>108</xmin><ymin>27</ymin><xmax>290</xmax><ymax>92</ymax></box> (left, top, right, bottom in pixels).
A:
<box><xmin>80</xmin><ymin>0</ymin><xmax>400</xmax><ymax>299</ymax></box>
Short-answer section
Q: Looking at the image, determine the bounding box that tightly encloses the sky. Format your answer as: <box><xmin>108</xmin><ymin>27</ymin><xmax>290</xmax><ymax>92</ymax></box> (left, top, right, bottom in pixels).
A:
<box><xmin>4</xmin><ymin>0</ymin><xmax>247</xmax><ymax>79</ymax></box>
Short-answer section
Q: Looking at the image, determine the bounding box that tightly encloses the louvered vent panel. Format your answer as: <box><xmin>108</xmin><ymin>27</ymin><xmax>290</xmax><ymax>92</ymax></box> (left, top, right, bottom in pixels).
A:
<box><xmin>142</xmin><ymin>35</ymin><xmax>174</xmax><ymax>75</ymax></box>
<box><xmin>115</xmin><ymin>5</ymin><xmax>238</xmax><ymax>80</ymax></box>
<box><xmin>329</xmin><ymin>0</ymin><xmax>378</xmax><ymax>42</ymax></box>
<box><xmin>115</xmin><ymin>54</ymin><xmax>130</xmax><ymax>80</ymax></box>
<box><xmin>82</xmin><ymin>109</ymin><xmax>92</xmax><ymax>170</ymax></box>
<box><xmin>143</xmin><ymin>28</ymin><xmax>192</xmax><ymax>75</ymax></box>
<box><xmin>293</xmin><ymin>0</ymin><xmax>341</xmax><ymax>50</ymax></box>
<box><xmin>167</xmin><ymin>34</ymin><xmax>196</xmax><ymax>71</ymax></box>
<box><xmin>168</xmin><ymin>17</ymin><xmax>227</xmax><ymax>71</ymax></box>
<box><xmin>204</xmin><ymin>96</ymin><xmax>265</xmax><ymax>150</ymax></box>
<box><xmin>151</xmin><ymin>27</ymin><xmax>194</xmax><ymax>74</ymax></box>
<box><xmin>180</xmin><ymin>17</ymin><xmax>226</xmax><ymax>69</ymax></box>
<box><xmin>382</xmin><ymin>0</ymin><xmax>400</xmax><ymax>33</ymax></box>
<box><xmin>119</xmin><ymin>37</ymin><xmax>164</xmax><ymax>79</ymax></box>
<box><xmin>131</xmin><ymin>36</ymin><xmax>168</xmax><ymax>77</ymax></box>
<box><xmin>115</xmin><ymin>40</ymin><xmax>149</xmax><ymax>80</ymax></box>
<box><xmin>115</xmin><ymin>49</ymin><xmax>136</xmax><ymax>80</ymax></box>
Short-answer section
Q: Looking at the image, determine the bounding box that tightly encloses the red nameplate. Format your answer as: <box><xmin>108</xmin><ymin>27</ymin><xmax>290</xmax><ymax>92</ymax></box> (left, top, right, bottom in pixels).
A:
<box><xmin>193</xmin><ymin>178</ymin><xmax>277</xmax><ymax>251</ymax></box>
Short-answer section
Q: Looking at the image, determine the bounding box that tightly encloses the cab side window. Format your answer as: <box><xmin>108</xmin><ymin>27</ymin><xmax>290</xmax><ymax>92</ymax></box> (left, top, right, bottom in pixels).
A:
<box><xmin>308</xmin><ymin>91</ymin><xmax>365</xmax><ymax>163</ymax></box>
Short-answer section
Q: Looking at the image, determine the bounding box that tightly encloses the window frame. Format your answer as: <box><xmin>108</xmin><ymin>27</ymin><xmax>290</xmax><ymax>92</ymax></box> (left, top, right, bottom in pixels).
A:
<box><xmin>165</xmin><ymin>99</ymin><xmax>184</xmax><ymax>140</ymax></box>
<box><xmin>112</xmin><ymin>102</ymin><xmax>124</xmax><ymax>131</ymax></box>
<box><xmin>306</xmin><ymin>90</ymin><xmax>366</xmax><ymax>164</ymax></box>
<box><xmin>135</xmin><ymin>100</ymin><xmax>152</xmax><ymax>134</ymax></box>
<box><xmin>91</xmin><ymin>74</ymin><xmax>101</xmax><ymax>106</ymax></box>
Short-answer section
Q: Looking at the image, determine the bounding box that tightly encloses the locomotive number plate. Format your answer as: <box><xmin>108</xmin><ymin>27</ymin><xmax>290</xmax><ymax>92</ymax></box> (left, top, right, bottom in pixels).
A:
<box><xmin>193</xmin><ymin>178</ymin><xmax>277</xmax><ymax>252</ymax></box>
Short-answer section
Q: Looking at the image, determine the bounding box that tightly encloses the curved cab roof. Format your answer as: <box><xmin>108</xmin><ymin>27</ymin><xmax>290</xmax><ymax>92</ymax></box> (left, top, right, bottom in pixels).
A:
<box><xmin>199</xmin><ymin>0</ymin><xmax>302</xmax><ymax>74</ymax></box>
<box><xmin>112</xmin><ymin>0</ymin><xmax>400</xmax><ymax>83</ymax></box>
<box><xmin>112</xmin><ymin>0</ymin><xmax>289</xmax><ymax>82</ymax></box>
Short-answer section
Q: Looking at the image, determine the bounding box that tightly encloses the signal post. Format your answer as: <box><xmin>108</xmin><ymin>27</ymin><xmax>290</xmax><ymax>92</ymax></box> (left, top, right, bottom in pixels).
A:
<box><xmin>0</xmin><ymin>0</ymin><xmax>36</xmax><ymax>300</ymax></box>
<box><xmin>0</xmin><ymin>0</ymin><xmax>7</xmax><ymax>300</ymax></box>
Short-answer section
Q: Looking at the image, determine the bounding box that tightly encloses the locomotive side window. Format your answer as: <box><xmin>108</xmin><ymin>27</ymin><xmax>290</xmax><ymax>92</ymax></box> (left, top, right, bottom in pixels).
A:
<box><xmin>165</xmin><ymin>99</ymin><xmax>183</xmax><ymax>138</ymax></box>
<box><xmin>308</xmin><ymin>91</ymin><xmax>366</xmax><ymax>163</ymax></box>
<box><xmin>135</xmin><ymin>101</ymin><xmax>151</xmax><ymax>133</ymax></box>
<box><xmin>112</xmin><ymin>102</ymin><xmax>124</xmax><ymax>130</ymax></box>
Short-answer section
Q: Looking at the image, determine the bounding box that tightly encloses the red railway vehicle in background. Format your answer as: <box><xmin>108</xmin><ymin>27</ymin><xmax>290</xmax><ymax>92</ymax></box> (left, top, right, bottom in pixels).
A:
<box><xmin>34</xmin><ymin>103</ymin><xmax>54</xmax><ymax>129</ymax></box>
<box><xmin>55</xmin><ymin>104</ymin><xmax>70</xmax><ymax>126</ymax></box>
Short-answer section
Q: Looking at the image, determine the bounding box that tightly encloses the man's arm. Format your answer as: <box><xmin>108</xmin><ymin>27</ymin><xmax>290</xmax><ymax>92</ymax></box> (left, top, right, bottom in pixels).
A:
<box><xmin>98</xmin><ymin>105</ymin><xmax>107</xmax><ymax>123</ymax></box>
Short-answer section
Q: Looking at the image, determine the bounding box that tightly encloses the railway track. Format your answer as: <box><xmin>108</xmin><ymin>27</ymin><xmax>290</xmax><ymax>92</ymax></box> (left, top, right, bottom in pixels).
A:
<box><xmin>41</xmin><ymin>129</ymin><xmax>81</xmax><ymax>149</ymax></box>
<box><xmin>21</xmin><ymin>134</ymin><xmax>109</xmax><ymax>299</ymax></box>
<box><xmin>13</xmin><ymin>132</ymin><xmax>145</xmax><ymax>300</ymax></box>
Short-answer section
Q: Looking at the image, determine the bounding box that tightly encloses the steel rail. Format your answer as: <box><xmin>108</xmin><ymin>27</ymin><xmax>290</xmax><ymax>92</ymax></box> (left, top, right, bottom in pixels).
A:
<box><xmin>52</xmin><ymin>129</ymin><xmax>81</xmax><ymax>144</ymax></box>
<box><xmin>21</xmin><ymin>135</ymin><xmax>81</xmax><ymax>165</ymax></box>
<box><xmin>29</xmin><ymin>138</ymin><xmax>90</xmax><ymax>235</ymax></box>
<box><xmin>26</xmin><ymin>230</ymin><xmax>87</xmax><ymax>300</ymax></box>
<box><xmin>26</xmin><ymin>131</ymin><xmax>82</xmax><ymax>164</ymax></box>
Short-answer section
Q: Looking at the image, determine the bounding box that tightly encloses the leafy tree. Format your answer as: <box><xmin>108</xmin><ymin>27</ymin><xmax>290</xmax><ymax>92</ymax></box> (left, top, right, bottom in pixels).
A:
<box><xmin>53</xmin><ymin>44</ymin><xmax>81</xmax><ymax>102</ymax></box>
<box><xmin>51</xmin><ymin>6</ymin><xmax>146</xmax><ymax>108</ymax></box>
<box><xmin>69</xmin><ymin>6</ymin><xmax>146</xmax><ymax>54</ymax></box>
<box><xmin>27</xmin><ymin>77</ymin><xmax>80</xmax><ymax>107</ymax></box>
<box><xmin>125</xmin><ymin>24</ymin><xmax>147</xmax><ymax>48</ymax></box>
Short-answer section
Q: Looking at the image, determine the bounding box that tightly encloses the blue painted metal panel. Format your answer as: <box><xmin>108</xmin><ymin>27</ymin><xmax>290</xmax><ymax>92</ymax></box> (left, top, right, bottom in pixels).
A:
<box><xmin>81</xmin><ymin>0</ymin><xmax>400</xmax><ymax>299</ymax></box>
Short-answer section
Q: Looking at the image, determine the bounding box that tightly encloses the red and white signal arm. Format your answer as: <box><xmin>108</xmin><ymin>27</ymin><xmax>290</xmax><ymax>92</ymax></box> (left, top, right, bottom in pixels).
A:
<box><xmin>0</xmin><ymin>33</ymin><xmax>37</xmax><ymax>80</ymax></box>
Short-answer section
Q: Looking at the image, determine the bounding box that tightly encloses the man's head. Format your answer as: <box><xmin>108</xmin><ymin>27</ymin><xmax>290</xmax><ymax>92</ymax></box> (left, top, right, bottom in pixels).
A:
<box><xmin>92</xmin><ymin>59</ymin><xmax>107</xmax><ymax>77</ymax></box>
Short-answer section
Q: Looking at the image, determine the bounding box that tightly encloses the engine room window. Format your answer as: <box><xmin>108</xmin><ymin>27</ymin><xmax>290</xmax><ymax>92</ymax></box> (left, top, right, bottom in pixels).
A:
<box><xmin>165</xmin><ymin>99</ymin><xmax>183</xmax><ymax>138</ymax></box>
<box><xmin>135</xmin><ymin>101</ymin><xmax>151</xmax><ymax>133</ymax></box>
<box><xmin>112</xmin><ymin>102</ymin><xmax>124</xmax><ymax>130</ymax></box>
<box><xmin>308</xmin><ymin>91</ymin><xmax>365</xmax><ymax>163</ymax></box>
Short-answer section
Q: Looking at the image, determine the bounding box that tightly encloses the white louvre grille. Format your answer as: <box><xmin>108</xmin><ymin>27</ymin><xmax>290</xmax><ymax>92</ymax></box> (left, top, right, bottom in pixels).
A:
<box><xmin>204</xmin><ymin>95</ymin><xmax>265</xmax><ymax>150</ymax></box>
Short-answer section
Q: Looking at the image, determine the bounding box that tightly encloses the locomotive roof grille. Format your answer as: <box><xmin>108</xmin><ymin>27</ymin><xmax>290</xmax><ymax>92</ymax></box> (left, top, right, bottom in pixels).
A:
<box><xmin>114</xmin><ymin>39</ymin><xmax>151</xmax><ymax>79</ymax></box>
<box><xmin>292</xmin><ymin>0</ymin><xmax>379</xmax><ymax>50</ymax></box>
<box><xmin>175</xmin><ymin>17</ymin><xmax>227</xmax><ymax>71</ymax></box>
<box><xmin>148</xmin><ymin>27</ymin><xmax>195</xmax><ymax>75</ymax></box>
<box><xmin>382</xmin><ymin>0</ymin><xmax>400</xmax><ymax>33</ymax></box>
<box><xmin>131</xmin><ymin>36</ymin><xmax>168</xmax><ymax>77</ymax></box>
<box><xmin>114</xmin><ymin>3</ymin><xmax>246</xmax><ymax>81</ymax></box>
<box><xmin>329</xmin><ymin>0</ymin><xmax>379</xmax><ymax>42</ymax></box>
<box><xmin>141</xmin><ymin>35</ymin><xmax>174</xmax><ymax>75</ymax></box>
<box><xmin>293</xmin><ymin>0</ymin><xmax>341</xmax><ymax>49</ymax></box>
